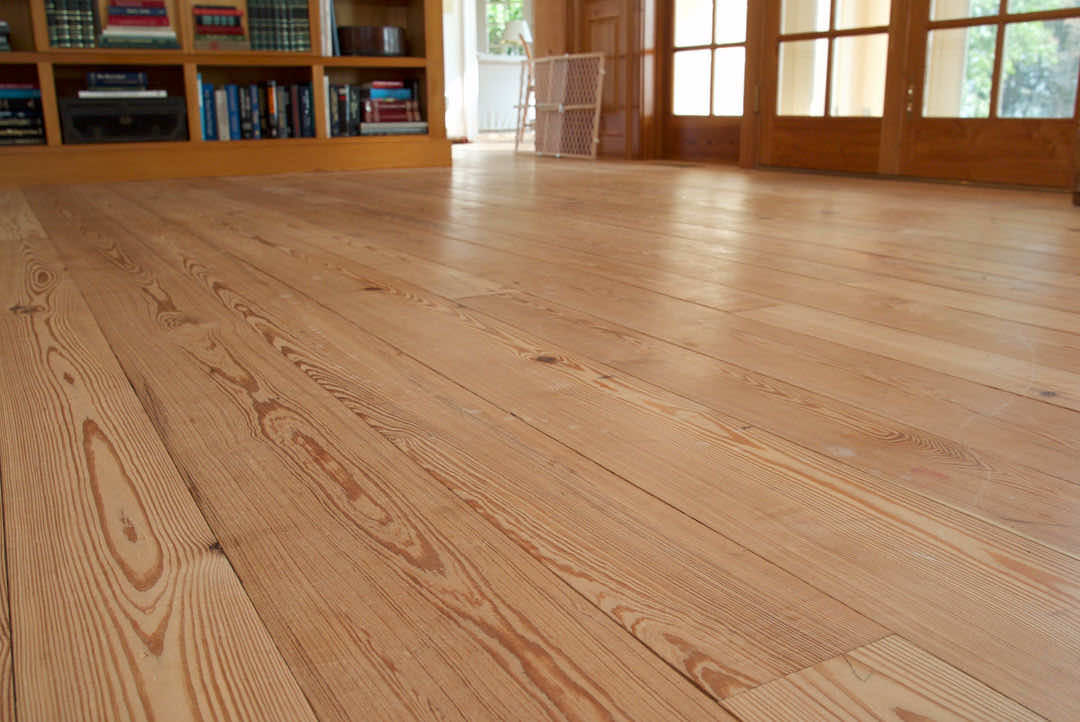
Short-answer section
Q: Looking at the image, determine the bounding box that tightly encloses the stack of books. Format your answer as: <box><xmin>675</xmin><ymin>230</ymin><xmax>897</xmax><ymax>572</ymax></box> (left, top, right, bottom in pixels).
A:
<box><xmin>77</xmin><ymin>70</ymin><xmax>167</xmax><ymax>99</ymax></box>
<box><xmin>193</xmin><ymin>4</ymin><xmax>247</xmax><ymax>51</ymax></box>
<box><xmin>327</xmin><ymin>80</ymin><xmax>426</xmax><ymax>137</ymax></box>
<box><xmin>198</xmin><ymin>76</ymin><xmax>315</xmax><ymax>140</ymax></box>
<box><xmin>0</xmin><ymin>20</ymin><xmax>12</xmax><ymax>51</ymax></box>
<box><xmin>99</xmin><ymin>0</ymin><xmax>179</xmax><ymax>49</ymax></box>
<box><xmin>45</xmin><ymin>0</ymin><xmax>97</xmax><ymax>47</ymax></box>
<box><xmin>247</xmin><ymin>0</ymin><xmax>310</xmax><ymax>51</ymax></box>
<box><xmin>0</xmin><ymin>84</ymin><xmax>45</xmax><ymax>146</ymax></box>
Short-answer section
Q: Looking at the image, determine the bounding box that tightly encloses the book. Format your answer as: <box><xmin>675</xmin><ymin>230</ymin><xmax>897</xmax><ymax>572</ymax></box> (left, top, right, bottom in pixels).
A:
<box><xmin>299</xmin><ymin>84</ymin><xmax>314</xmax><ymax>137</ymax></box>
<box><xmin>249</xmin><ymin>85</ymin><xmax>262</xmax><ymax>139</ymax></box>
<box><xmin>225</xmin><ymin>84</ymin><xmax>241</xmax><ymax>140</ymax></box>
<box><xmin>77</xmin><ymin>89</ymin><xmax>167</xmax><ymax>98</ymax></box>
<box><xmin>0</xmin><ymin>89</ymin><xmax>43</xmax><ymax>99</ymax></box>
<box><xmin>265</xmin><ymin>80</ymin><xmax>278</xmax><ymax>137</ymax></box>
<box><xmin>368</xmin><ymin>88</ymin><xmax>413</xmax><ymax>100</ymax></box>
<box><xmin>359</xmin><ymin>121</ymin><xmax>427</xmax><ymax>136</ymax></box>
<box><xmin>214</xmin><ymin>87</ymin><xmax>229</xmax><ymax>140</ymax></box>
<box><xmin>364</xmin><ymin>98</ymin><xmax>421</xmax><ymax>122</ymax></box>
<box><xmin>87</xmin><ymin>71</ymin><xmax>148</xmax><ymax>88</ymax></box>
<box><xmin>369</xmin><ymin>80</ymin><xmax>404</xmax><ymax>89</ymax></box>
<box><xmin>197</xmin><ymin>72</ymin><xmax>205</xmax><ymax>139</ymax></box>
<box><xmin>238</xmin><ymin>83</ymin><xmax>252</xmax><ymax>138</ymax></box>
<box><xmin>108</xmin><ymin>6</ymin><xmax>167</xmax><ymax>15</ymax></box>
<box><xmin>201</xmin><ymin>78</ymin><xmax>217</xmax><ymax>140</ymax></box>
<box><xmin>289</xmin><ymin>84</ymin><xmax>300</xmax><ymax>138</ymax></box>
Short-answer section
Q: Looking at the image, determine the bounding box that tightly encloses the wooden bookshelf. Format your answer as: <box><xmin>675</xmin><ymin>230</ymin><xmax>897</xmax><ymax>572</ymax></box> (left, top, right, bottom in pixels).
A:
<box><xmin>0</xmin><ymin>0</ymin><xmax>449</xmax><ymax>183</ymax></box>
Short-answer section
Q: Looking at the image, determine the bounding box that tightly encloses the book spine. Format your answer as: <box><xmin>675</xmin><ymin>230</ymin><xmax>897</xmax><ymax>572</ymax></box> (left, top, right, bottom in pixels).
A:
<box><xmin>197</xmin><ymin>72</ymin><xmax>205</xmax><ymax>140</ymax></box>
<box><xmin>322</xmin><ymin>75</ymin><xmax>330</xmax><ymax>136</ymax></box>
<box><xmin>248</xmin><ymin>0</ymin><xmax>260</xmax><ymax>49</ymax></box>
<box><xmin>336</xmin><ymin>85</ymin><xmax>347</xmax><ymax>136</ymax></box>
<box><xmin>202</xmin><ymin>79</ymin><xmax>218</xmax><ymax>140</ymax></box>
<box><xmin>108</xmin><ymin>7</ymin><xmax>168</xmax><ymax>15</ymax></box>
<box><xmin>214</xmin><ymin>88</ymin><xmax>229</xmax><ymax>140</ymax></box>
<box><xmin>226</xmin><ymin>84</ymin><xmax>241</xmax><ymax>140</ymax></box>
<box><xmin>266</xmin><ymin>80</ymin><xmax>278</xmax><ymax>137</ymax></box>
<box><xmin>300</xmin><ymin>84</ymin><xmax>314</xmax><ymax>137</ymax></box>
<box><xmin>289</xmin><ymin>84</ymin><xmax>300</xmax><ymax>137</ymax></box>
<box><xmin>296</xmin><ymin>0</ymin><xmax>309</xmax><ymax>51</ymax></box>
<box><xmin>277</xmin><ymin>85</ymin><xmax>289</xmax><ymax>136</ymax></box>
<box><xmin>110</xmin><ymin>0</ymin><xmax>168</xmax><ymax>7</ymax></box>
<box><xmin>107</xmin><ymin>15</ymin><xmax>171</xmax><ymax>26</ymax></box>
<box><xmin>349</xmin><ymin>85</ymin><xmax>362</xmax><ymax>133</ymax></box>
<box><xmin>46</xmin><ymin>0</ymin><xmax>59</xmax><ymax>46</ymax></box>
<box><xmin>249</xmin><ymin>85</ymin><xmax>262</xmax><ymax>139</ymax></box>
<box><xmin>238</xmin><ymin>84</ymin><xmax>251</xmax><ymax>138</ymax></box>
<box><xmin>369</xmin><ymin>88</ymin><xmax>412</xmax><ymax>100</ymax></box>
<box><xmin>88</xmin><ymin>71</ymin><xmax>149</xmax><ymax>87</ymax></box>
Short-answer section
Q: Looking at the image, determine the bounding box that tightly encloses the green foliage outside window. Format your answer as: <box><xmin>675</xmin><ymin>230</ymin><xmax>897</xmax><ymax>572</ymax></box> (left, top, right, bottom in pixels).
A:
<box><xmin>486</xmin><ymin>0</ymin><xmax>525</xmax><ymax>54</ymax></box>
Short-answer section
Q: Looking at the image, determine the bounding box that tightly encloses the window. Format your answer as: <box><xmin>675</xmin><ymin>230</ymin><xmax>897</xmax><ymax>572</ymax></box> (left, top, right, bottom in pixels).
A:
<box><xmin>776</xmin><ymin>0</ymin><xmax>891</xmax><ymax>117</ymax></box>
<box><xmin>480</xmin><ymin>0</ymin><xmax>528</xmax><ymax>55</ymax></box>
<box><xmin>672</xmin><ymin>0</ymin><xmax>748</xmax><ymax>116</ymax></box>
<box><xmin>924</xmin><ymin>0</ymin><xmax>1080</xmax><ymax>118</ymax></box>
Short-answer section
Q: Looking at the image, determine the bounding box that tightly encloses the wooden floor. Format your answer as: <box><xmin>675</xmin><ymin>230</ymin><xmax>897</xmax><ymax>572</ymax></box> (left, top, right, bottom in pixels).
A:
<box><xmin>1</xmin><ymin>145</ymin><xmax>1078</xmax><ymax>720</ymax></box>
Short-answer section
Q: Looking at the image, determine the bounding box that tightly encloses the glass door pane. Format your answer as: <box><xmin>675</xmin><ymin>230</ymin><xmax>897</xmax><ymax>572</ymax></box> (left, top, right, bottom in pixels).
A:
<box><xmin>781</xmin><ymin>0</ymin><xmax>830</xmax><ymax>34</ymax></box>
<box><xmin>923</xmin><ymin>25</ymin><xmax>997</xmax><ymax>116</ymax></box>
<box><xmin>714</xmin><ymin>1</ymin><xmax>747</xmax><ymax>44</ymax></box>
<box><xmin>673</xmin><ymin>49</ymin><xmax>713</xmax><ymax>114</ymax></box>
<box><xmin>1006</xmin><ymin>0</ymin><xmax>1080</xmax><ymax>12</ymax></box>
<box><xmin>777</xmin><ymin>38</ymin><xmax>828</xmax><ymax>115</ymax></box>
<box><xmin>835</xmin><ymin>0</ymin><xmax>891</xmax><ymax>29</ymax></box>
<box><xmin>675</xmin><ymin>0</ymin><xmax>714</xmax><ymax>47</ymax></box>
<box><xmin>998</xmin><ymin>18</ymin><xmax>1080</xmax><ymax>117</ymax></box>
<box><xmin>713</xmin><ymin>46</ymin><xmax>745</xmax><ymax>114</ymax></box>
<box><xmin>930</xmin><ymin>0</ymin><xmax>998</xmax><ymax>21</ymax></box>
<box><xmin>831</xmin><ymin>33</ymin><xmax>889</xmax><ymax>116</ymax></box>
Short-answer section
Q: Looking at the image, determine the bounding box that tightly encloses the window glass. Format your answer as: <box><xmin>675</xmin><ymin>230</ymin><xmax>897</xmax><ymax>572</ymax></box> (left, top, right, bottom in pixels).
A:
<box><xmin>781</xmin><ymin>0</ymin><xmax>830</xmax><ymax>34</ymax></box>
<box><xmin>713</xmin><ymin>46</ymin><xmax>746</xmax><ymax>115</ymax></box>
<box><xmin>778</xmin><ymin>39</ymin><xmax>828</xmax><ymax>115</ymax></box>
<box><xmin>930</xmin><ymin>0</ymin><xmax>998</xmax><ymax>21</ymax></box>
<box><xmin>831</xmin><ymin>33</ymin><xmax>889</xmax><ymax>116</ymax></box>
<box><xmin>674</xmin><ymin>49</ymin><xmax>712</xmax><ymax>115</ymax></box>
<box><xmin>1007</xmin><ymin>0</ymin><xmax>1080</xmax><ymax>12</ymax></box>
<box><xmin>835</xmin><ymin>0</ymin><xmax>891</xmax><ymax>29</ymax></box>
<box><xmin>923</xmin><ymin>24</ymin><xmax>997</xmax><ymax>116</ymax></box>
<box><xmin>675</xmin><ymin>0</ymin><xmax>714</xmax><ymax>47</ymax></box>
<box><xmin>998</xmin><ymin>18</ymin><xmax>1080</xmax><ymax>117</ymax></box>
<box><xmin>714</xmin><ymin>0</ymin><xmax>747</xmax><ymax>44</ymax></box>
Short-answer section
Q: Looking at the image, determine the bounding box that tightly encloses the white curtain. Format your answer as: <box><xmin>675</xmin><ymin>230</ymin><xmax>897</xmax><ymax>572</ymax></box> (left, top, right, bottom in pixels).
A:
<box><xmin>443</xmin><ymin>0</ymin><xmax>479</xmax><ymax>140</ymax></box>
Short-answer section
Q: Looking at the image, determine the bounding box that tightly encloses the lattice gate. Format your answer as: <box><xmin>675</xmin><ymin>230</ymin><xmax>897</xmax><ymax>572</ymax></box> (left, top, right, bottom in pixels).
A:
<box><xmin>518</xmin><ymin>52</ymin><xmax>605</xmax><ymax>160</ymax></box>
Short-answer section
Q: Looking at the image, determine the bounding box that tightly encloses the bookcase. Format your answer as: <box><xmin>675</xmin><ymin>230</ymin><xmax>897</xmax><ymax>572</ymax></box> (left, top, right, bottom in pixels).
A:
<box><xmin>0</xmin><ymin>0</ymin><xmax>449</xmax><ymax>183</ymax></box>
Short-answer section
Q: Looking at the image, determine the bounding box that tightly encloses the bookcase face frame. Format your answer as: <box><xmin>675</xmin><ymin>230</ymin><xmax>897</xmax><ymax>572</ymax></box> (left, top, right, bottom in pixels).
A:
<box><xmin>0</xmin><ymin>0</ymin><xmax>450</xmax><ymax>182</ymax></box>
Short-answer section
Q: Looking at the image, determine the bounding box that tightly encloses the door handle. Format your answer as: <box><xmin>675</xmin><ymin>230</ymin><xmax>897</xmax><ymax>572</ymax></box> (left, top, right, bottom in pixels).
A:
<box><xmin>906</xmin><ymin>83</ymin><xmax>915</xmax><ymax>113</ymax></box>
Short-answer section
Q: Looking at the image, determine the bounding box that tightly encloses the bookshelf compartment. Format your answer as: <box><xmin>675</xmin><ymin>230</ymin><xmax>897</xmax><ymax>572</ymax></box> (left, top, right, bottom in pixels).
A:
<box><xmin>325</xmin><ymin>0</ymin><xmax>424</xmax><ymax>58</ymax></box>
<box><xmin>197</xmin><ymin>63</ymin><xmax>314</xmax><ymax>140</ymax></box>
<box><xmin>53</xmin><ymin>62</ymin><xmax>188</xmax><ymax>142</ymax></box>
<box><xmin>0</xmin><ymin>64</ymin><xmax>46</xmax><ymax>146</ymax></box>
<box><xmin>324</xmin><ymin>64</ymin><xmax>425</xmax><ymax>138</ymax></box>
<box><xmin>1</xmin><ymin>0</ymin><xmax>36</xmax><ymax>50</ymax></box>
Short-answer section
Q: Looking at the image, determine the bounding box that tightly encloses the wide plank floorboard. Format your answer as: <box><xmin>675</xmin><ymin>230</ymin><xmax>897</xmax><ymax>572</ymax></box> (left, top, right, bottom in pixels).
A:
<box><xmin>3</xmin><ymin>146</ymin><xmax>1078</xmax><ymax>719</ymax></box>
<box><xmin>0</xmin><ymin>190</ymin><xmax>316</xmax><ymax>721</ymax></box>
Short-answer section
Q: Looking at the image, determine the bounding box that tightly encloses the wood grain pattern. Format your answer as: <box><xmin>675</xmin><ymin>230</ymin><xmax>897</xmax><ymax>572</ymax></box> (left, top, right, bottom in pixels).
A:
<box><xmin>7</xmin><ymin>147</ymin><xmax>1079</xmax><ymax>718</ymax></box>
<box><xmin>723</xmin><ymin>636</ymin><xmax>1042</xmax><ymax>722</ymax></box>
<box><xmin>86</xmin><ymin>181</ymin><xmax>888</xmax><ymax>700</ymax></box>
<box><xmin>83</xmin><ymin>169</ymin><xmax>1080</xmax><ymax>718</ymax></box>
<box><xmin>23</xmin><ymin>185</ymin><xmax>725</xmax><ymax>721</ymax></box>
<box><xmin>0</xmin><ymin>189</ymin><xmax>316</xmax><ymax>721</ymax></box>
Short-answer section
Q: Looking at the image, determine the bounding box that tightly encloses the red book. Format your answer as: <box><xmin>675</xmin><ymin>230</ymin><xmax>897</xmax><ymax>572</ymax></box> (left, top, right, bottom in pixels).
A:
<box><xmin>0</xmin><ymin>83</ymin><xmax>36</xmax><ymax>89</ymax></box>
<box><xmin>196</xmin><ymin>24</ymin><xmax>244</xmax><ymax>33</ymax></box>
<box><xmin>109</xmin><ymin>0</ymin><xmax>167</xmax><ymax>6</ymax></box>
<box><xmin>369</xmin><ymin>81</ymin><xmax>404</xmax><ymax>89</ymax></box>
<box><xmin>193</xmin><ymin>7</ymin><xmax>243</xmax><ymax>14</ymax></box>
<box><xmin>107</xmin><ymin>15</ymin><xmax>171</xmax><ymax>25</ymax></box>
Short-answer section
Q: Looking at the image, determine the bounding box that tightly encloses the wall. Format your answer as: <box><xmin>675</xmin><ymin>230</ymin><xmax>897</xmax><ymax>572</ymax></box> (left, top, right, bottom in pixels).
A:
<box><xmin>478</xmin><ymin>55</ymin><xmax>527</xmax><ymax>130</ymax></box>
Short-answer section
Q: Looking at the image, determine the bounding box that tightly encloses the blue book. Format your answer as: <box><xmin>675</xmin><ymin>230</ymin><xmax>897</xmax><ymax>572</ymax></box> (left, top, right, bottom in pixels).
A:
<box><xmin>249</xmin><ymin>85</ymin><xmax>261</xmax><ymax>139</ymax></box>
<box><xmin>0</xmin><ymin>89</ymin><xmax>42</xmax><ymax>99</ymax></box>
<box><xmin>369</xmin><ymin>88</ymin><xmax>412</xmax><ymax>100</ymax></box>
<box><xmin>201</xmin><ymin>78</ymin><xmax>217</xmax><ymax>141</ymax></box>
<box><xmin>225</xmin><ymin>84</ymin><xmax>241</xmax><ymax>140</ymax></box>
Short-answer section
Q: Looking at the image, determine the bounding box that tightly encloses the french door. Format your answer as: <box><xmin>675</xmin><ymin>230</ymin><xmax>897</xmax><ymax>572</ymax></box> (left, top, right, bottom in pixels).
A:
<box><xmin>756</xmin><ymin>0</ymin><xmax>1080</xmax><ymax>186</ymax></box>
<box><xmin>901</xmin><ymin>0</ymin><xmax>1080</xmax><ymax>186</ymax></box>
